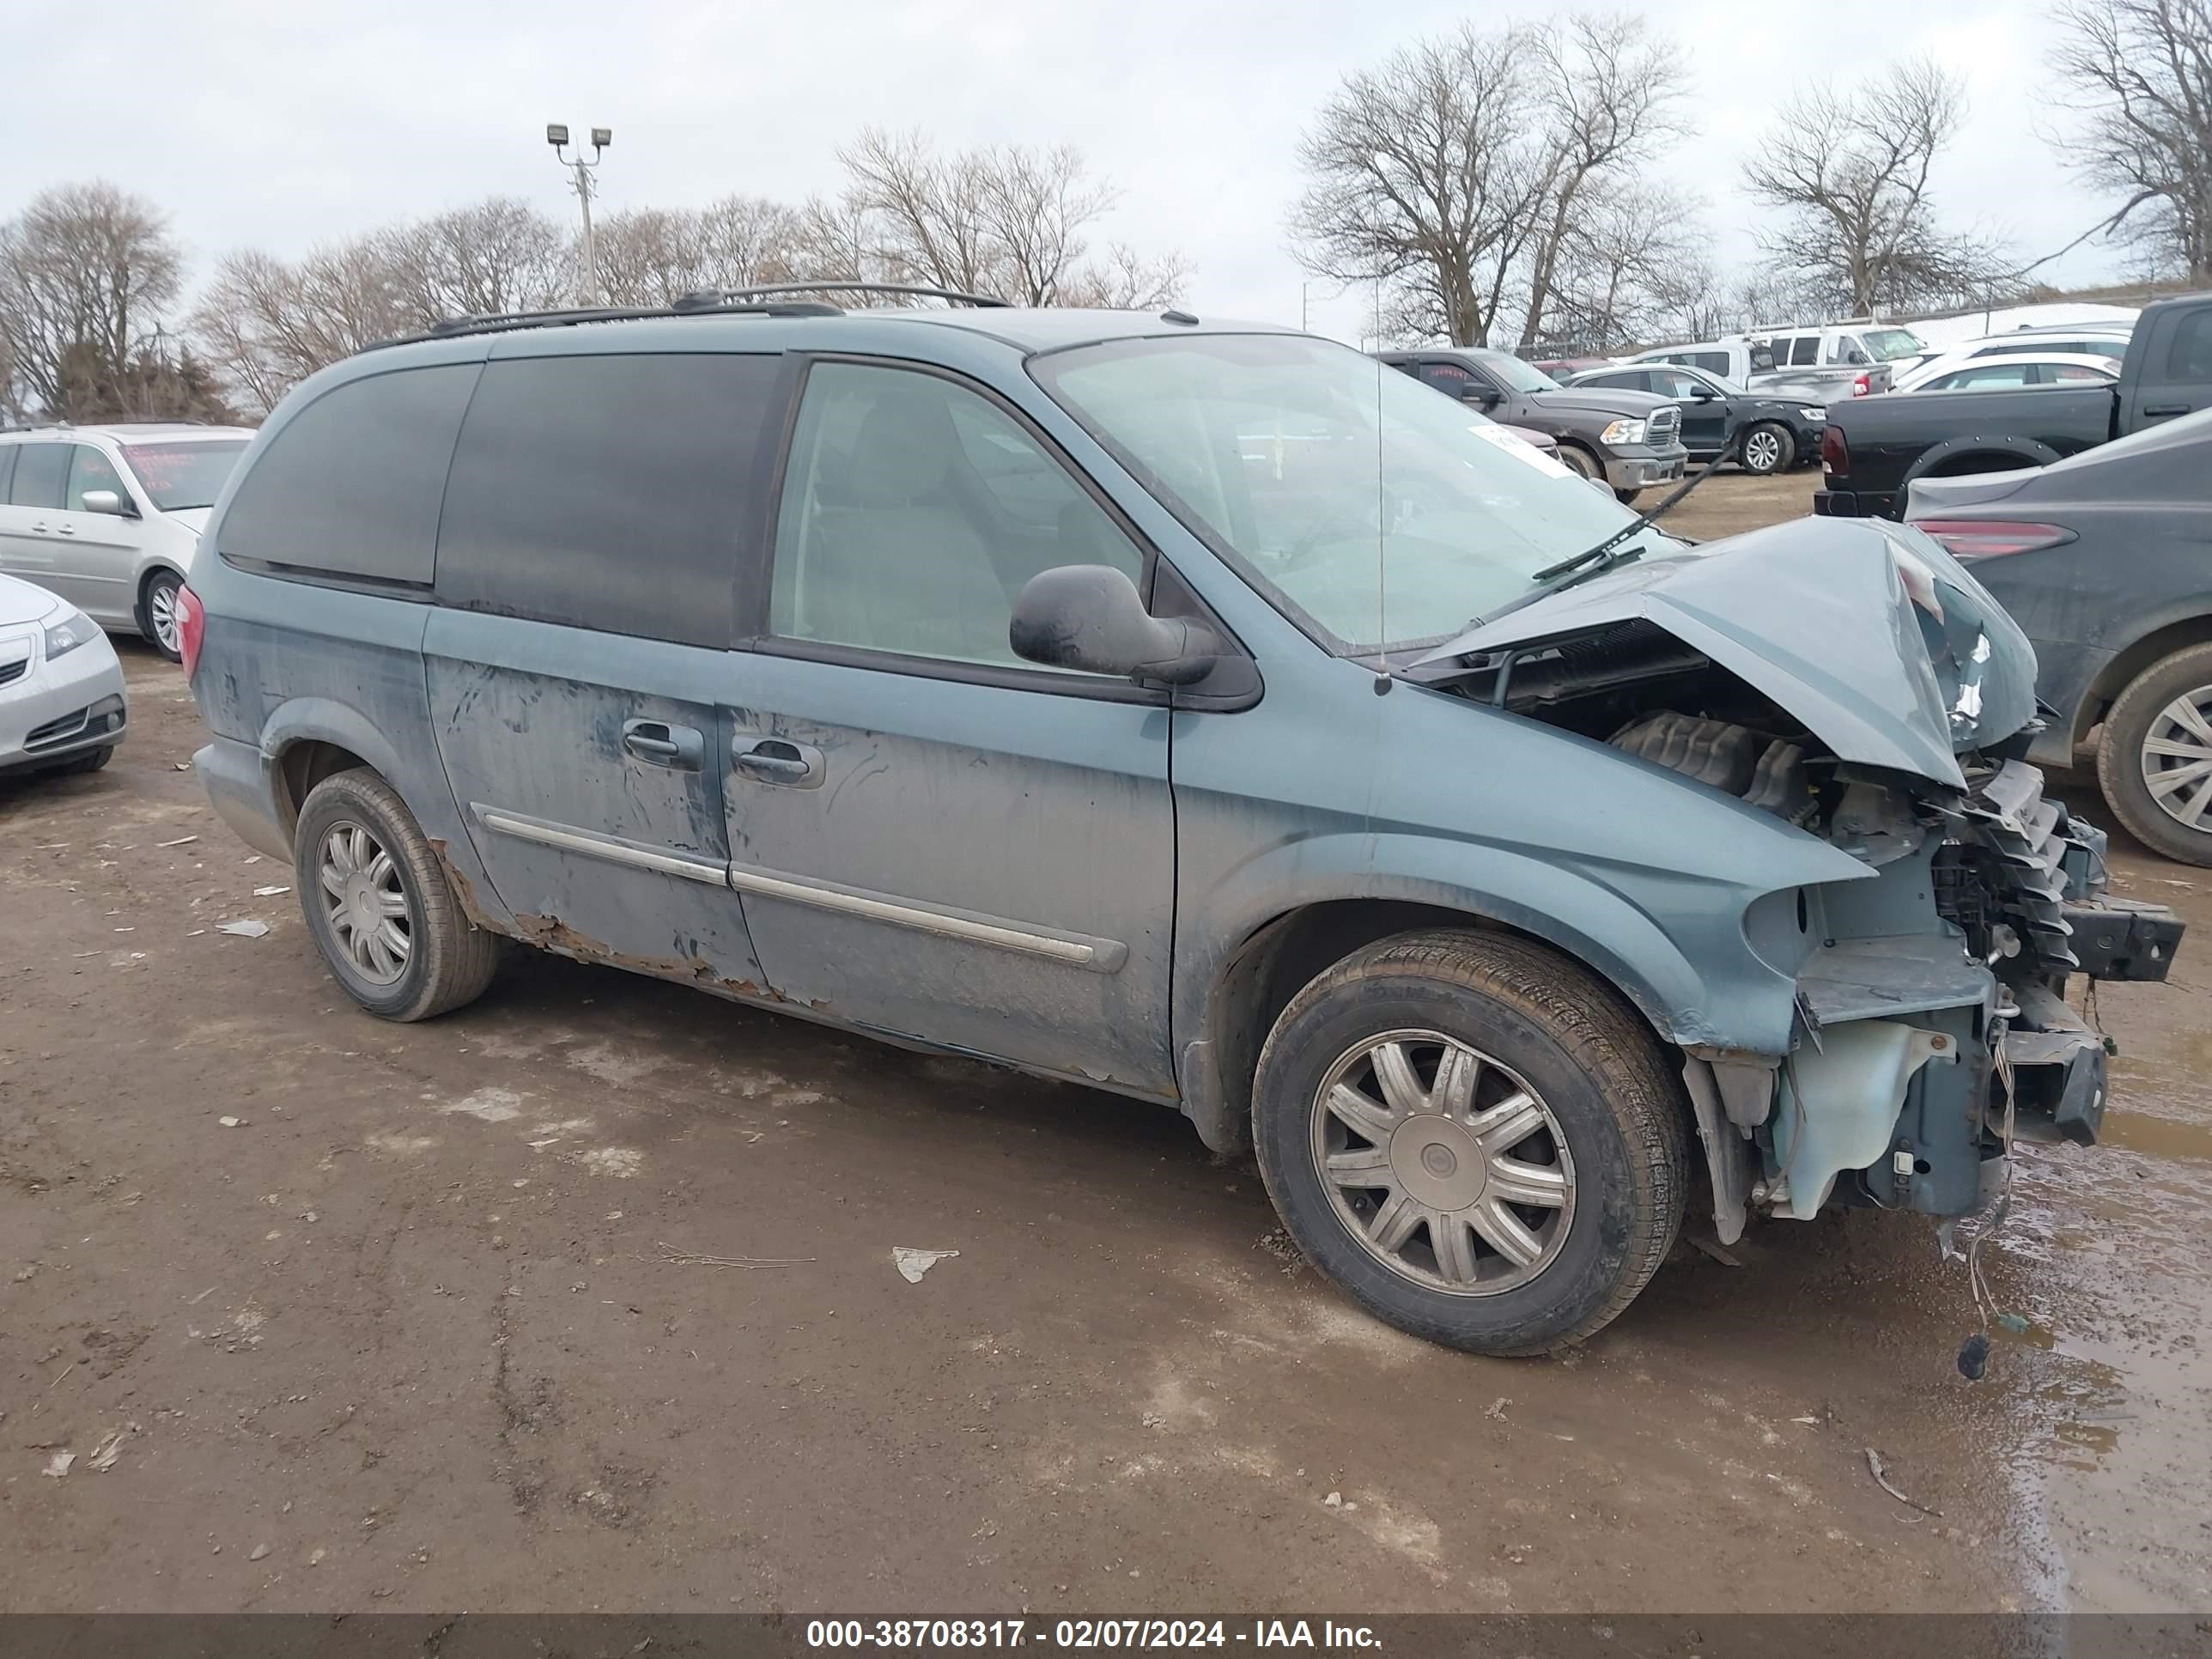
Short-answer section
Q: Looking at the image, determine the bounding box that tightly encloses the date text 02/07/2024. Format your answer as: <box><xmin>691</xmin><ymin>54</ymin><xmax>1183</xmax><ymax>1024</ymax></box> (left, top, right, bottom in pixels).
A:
<box><xmin>804</xmin><ymin>1619</ymin><xmax>1383</xmax><ymax>1649</ymax></box>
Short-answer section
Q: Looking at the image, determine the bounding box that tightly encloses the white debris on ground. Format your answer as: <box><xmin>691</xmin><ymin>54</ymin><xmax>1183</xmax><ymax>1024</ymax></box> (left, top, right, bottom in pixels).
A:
<box><xmin>892</xmin><ymin>1247</ymin><xmax>959</xmax><ymax>1283</ymax></box>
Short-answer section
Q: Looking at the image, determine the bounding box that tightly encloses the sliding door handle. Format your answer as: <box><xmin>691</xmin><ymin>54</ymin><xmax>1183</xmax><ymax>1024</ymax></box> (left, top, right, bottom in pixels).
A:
<box><xmin>732</xmin><ymin>737</ymin><xmax>825</xmax><ymax>789</ymax></box>
<box><xmin>622</xmin><ymin>718</ymin><xmax>703</xmax><ymax>771</ymax></box>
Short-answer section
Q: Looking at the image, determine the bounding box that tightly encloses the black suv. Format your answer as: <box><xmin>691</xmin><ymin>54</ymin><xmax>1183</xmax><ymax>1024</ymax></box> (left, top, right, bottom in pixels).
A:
<box><xmin>1376</xmin><ymin>347</ymin><xmax>1687</xmax><ymax>501</ymax></box>
<box><xmin>1567</xmin><ymin>362</ymin><xmax>1824</xmax><ymax>476</ymax></box>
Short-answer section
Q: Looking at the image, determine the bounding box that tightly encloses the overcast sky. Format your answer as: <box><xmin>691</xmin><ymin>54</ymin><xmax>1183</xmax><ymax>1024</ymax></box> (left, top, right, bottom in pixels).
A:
<box><xmin>9</xmin><ymin>0</ymin><xmax>2128</xmax><ymax>343</ymax></box>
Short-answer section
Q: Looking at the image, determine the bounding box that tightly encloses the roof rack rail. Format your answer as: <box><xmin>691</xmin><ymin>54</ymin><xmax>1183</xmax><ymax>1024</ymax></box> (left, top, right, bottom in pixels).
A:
<box><xmin>673</xmin><ymin>282</ymin><xmax>1012</xmax><ymax>311</ymax></box>
<box><xmin>373</xmin><ymin>297</ymin><xmax>840</xmax><ymax>350</ymax></box>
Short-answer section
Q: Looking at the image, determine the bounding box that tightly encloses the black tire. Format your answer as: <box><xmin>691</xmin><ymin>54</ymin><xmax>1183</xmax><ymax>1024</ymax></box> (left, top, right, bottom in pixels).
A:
<box><xmin>62</xmin><ymin>744</ymin><xmax>114</xmax><ymax>775</ymax></box>
<box><xmin>141</xmin><ymin>568</ymin><xmax>184</xmax><ymax>663</ymax></box>
<box><xmin>294</xmin><ymin>768</ymin><xmax>501</xmax><ymax>1020</ymax></box>
<box><xmin>1556</xmin><ymin>442</ymin><xmax>1603</xmax><ymax>483</ymax></box>
<box><xmin>1739</xmin><ymin>421</ymin><xmax>1794</xmax><ymax>477</ymax></box>
<box><xmin>1251</xmin><ymin>929</ymin><xmax>1691</xmax><ymax>1356</ymax></box>
<box><xmin>2096</xmin><ymin>643</ymin><xmax>2212</xmax><ymax>866</ymax></box>
<box><xmin>1613</xmin><ymin>485</ymin><xmax>1640</xmax><ymax>504</ymax></box>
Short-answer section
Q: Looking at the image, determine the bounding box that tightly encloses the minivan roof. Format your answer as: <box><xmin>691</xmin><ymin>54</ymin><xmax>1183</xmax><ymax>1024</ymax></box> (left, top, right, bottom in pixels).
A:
<box><xmin>370</xmin><ymin>301</ymin><xmax>1292</xmax><ymax>360</ymax></box>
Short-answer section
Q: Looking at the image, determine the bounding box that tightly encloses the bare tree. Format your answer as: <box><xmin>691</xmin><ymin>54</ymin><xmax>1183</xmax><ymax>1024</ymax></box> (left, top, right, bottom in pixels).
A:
<box><xmin>837</xmin><ymin>128</ymin><xmax>1185</xmax><ymax>305</ymax></box>
<box><xmin>594</xmin><ymin>196</ymin><xmax>808</xmax><ymax>306</ymax></box>
<box><xmin>2050</xmin><ymin>0</ymin><xmax>2212</xmax><ymax>281</ymax></box>
<box><xmin>1540</xmin><ymin>179</ymin><xmax>1711</xmax><ymax>349</ymax></box>
<box><xmin>0</xmin><ymin>181</ymin><xmax>184</xmax><ymax>422</ymax></box>
<box><xmin>1516</xmin><ymin>15</ymin><xmax>1690</xmax><ymax>348</ymax></box>
<box><xmin>190</xmin><ymin>239</ymin><xmax>413</xmax><ymax>414</ymax></box>
<box><xmin>1290</xmin><ymin>24</ymin><xmax>1552</xmax><ymax>346</ymax></box>
<box><xmin>1742</xmin><ymin>58</ymin><xmax>2009</xmax><ymax>314</ymax></box>
<box><xmin>1058</xmin><ymin>243</ymin><xmax>1192</xmax><ymax>310</ymax></box>
<box><xmin>384</xmin><ymin>197</ymin><xmax>570</xmax><ymax>323</ymax></box>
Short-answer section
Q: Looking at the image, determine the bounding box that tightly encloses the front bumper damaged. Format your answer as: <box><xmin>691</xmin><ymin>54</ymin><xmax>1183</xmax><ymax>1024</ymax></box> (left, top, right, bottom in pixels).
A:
<box><xmin>1690</xmin><ymin>763</ymin><xmax>2182</xmax><ymax>1243</ymax></box>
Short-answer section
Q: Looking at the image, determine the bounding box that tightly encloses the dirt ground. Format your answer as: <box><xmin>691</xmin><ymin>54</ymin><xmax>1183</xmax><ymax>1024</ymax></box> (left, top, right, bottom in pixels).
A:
<box><xmin>3</xmin><ymin>469</ymin><xmax>2207</xmax><ymax>1615</ymax></box>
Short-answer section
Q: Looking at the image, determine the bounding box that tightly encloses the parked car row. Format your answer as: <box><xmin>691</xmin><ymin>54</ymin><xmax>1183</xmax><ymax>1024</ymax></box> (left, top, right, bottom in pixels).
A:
<box><xmin>0</xmin><ymin>422</ymin><xmax>254</xmax><ymax>660</ymax></box>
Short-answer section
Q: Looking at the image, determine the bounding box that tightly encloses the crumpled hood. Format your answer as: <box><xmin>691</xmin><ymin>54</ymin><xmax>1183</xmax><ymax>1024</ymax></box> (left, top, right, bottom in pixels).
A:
<box><xmin>1407</xmin><ymin>515</ymin><xmax>2040</xmax><ymax>791</ymax></box>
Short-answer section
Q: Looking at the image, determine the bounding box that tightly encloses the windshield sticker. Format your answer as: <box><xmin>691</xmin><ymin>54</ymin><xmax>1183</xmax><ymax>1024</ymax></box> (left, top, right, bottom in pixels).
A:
<box><xmin>1468</xmin><ymin>422</ymin><xmax>1574</xmax><ymax>479</ymax></box>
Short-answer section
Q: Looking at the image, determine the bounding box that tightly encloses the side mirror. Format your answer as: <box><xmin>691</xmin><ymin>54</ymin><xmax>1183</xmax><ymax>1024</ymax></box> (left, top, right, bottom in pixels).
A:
<box><xmin>1010</xmin><ymin>565</ymin><xmax>1219</xmax><ymax>686</ymax></box>
<box><xmin>79</xmin><ymin>489</ymin><xmax>131</xmax><ymax>518</ymax></box>
<box><xmin>1460</xmin><ymin>381</ymin><xmax>1502</xmax><ymax>408</ymax></box>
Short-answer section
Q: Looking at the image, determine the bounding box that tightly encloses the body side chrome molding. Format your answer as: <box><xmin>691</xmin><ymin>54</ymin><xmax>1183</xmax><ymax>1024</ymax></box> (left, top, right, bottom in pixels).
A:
<box><xmin>469</xmin><ymin>801</ymin><xmax>1127</xmax><ymax>971</ymax></box>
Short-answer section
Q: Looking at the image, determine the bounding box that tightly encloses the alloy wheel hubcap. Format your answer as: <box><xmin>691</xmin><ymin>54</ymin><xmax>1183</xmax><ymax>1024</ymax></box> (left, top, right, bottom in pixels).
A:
<box><xmin>319</xmin><ymin>820</ymin><xmax>412</xmax><ymax>984</ymax></box>
<box><xmin>2141</xmin><ymin>688</ymin><xmax>2212</xmax><ymax>832</ymax></box>
<box><xmin>1310</xmin><ymin>1029</ymin><xmax>1575</xmax><ymax>1295</ymax></box>
<box><xmin>149</xmin><ymin>584</ymin><xmax>179</xmax><ymax>654</ymax></box>
<box><xmin>1746</xmin><ymin>430</ymin><xmax>1781</xmax><ymax>470</ymax></box>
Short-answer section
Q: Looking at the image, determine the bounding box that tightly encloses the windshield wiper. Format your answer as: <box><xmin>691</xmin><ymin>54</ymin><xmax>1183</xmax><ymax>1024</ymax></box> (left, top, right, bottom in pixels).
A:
<box><xmin>1455</xmin><ymin>424</ymin><xmax>1749</xmax><ymax>633</ymax></box>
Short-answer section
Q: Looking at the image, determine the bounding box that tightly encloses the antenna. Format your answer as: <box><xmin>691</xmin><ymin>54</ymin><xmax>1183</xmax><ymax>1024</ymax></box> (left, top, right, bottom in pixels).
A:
<box><xmin>1373</xmin><ymin>347</ymin><xmax>1392</xmax><ymax>696</ymax></box>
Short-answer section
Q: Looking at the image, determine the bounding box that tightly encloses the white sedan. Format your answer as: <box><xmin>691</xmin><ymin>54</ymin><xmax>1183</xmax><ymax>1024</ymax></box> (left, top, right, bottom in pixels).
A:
<box><xmin>0</xmin><ymin>571</ymin><xmax>128</xmax><ymax>779</ymax></box>
<box><xmin>1889</xmin><ymin>351</ymin><xmax>2122</xmax><ymax>395</ymax></box>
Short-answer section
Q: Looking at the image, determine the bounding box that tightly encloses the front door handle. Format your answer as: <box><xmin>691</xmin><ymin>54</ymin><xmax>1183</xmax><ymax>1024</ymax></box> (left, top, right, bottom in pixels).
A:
<box><xmin>621</xmin><ymin>718</ymin><xmax>703</xmax><ymax>771</ymax></box>
<box><xmin>732</xmin><ymin>737</ymin><xmax>826</xmax><ymax>789</ymax></box>
<box><xmin>2142</xmin><ymin>404</ymin><xmax>2191</xmax><ymax>419</ymax></box>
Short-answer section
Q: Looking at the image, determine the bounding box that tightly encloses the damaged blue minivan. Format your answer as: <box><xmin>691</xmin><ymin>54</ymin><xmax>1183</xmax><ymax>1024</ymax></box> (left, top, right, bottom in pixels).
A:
<box><xmin>180</xmin><ymin>291</ymin><xmax>2185</xmax><ymax>1355</ymax></box>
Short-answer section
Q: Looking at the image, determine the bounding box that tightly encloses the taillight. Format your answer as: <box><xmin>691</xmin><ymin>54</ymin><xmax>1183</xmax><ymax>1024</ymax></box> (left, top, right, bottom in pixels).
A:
<box><xmin>1820</xmin><ymin>424</ymin><xmax>1849</xmax><ymax>475</ymax></box>
<box><xmin>1913</xmin><ymin>520</ymin><xmax>2076</xmax><ymax>561</ymax></box>
<box><xmin>178</xmin><ymin>583</ymin><xmax>206</xmax><ymax>679</ymax></box>
<box><xmin>1853</xmin><ymin>372</ymin><xmax>1872</xmax><ymax>396</ymax></box>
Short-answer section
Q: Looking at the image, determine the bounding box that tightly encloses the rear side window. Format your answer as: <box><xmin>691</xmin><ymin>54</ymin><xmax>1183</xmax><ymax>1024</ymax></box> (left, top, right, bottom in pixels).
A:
<box><xmin>434</xmin><ymin>352</ymin><xmax>779</xmax><ymax>648</ymax></box>
<box><xmin>2161</xmin><ymin>311</ymin><xmax>2212</xmax><ymax>384</ymax></box>
<box><xmin>8</xmin><ymin>442</ymin><xmax>70</xmax><ymax>509</ymax></box>
<box><xmin>1692</xmin><ymin>352</ymin><xmax>1729</xmax><ymax>375</ymax></box>
<box><xmin>220</xmin><ymin>363</ymin><xmax>479</xmax><ymax>585</ymax></box>
<box><xmin>0</xmin><ymin>447</ymin><xmax>15</xmax><ymax>501</ymax></box>
<box><xmin>1789</xmin><ymin>337</ymin><xmax>1820</xmax><ymax>367</ymax></box>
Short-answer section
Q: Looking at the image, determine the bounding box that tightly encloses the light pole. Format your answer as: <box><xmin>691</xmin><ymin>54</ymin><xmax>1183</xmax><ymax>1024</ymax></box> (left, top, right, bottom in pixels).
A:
<box><xmin>546</xmin><ymin>124</ymin><xmax>611</xmax><ymax>305</ymax></box>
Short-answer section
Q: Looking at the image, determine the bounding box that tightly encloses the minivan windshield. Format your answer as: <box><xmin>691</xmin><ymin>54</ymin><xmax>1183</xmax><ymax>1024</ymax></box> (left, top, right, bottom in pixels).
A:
<box><xmin>120</xmin><ymin>440</ymin><xmax>249</xmax><ymax>511</ymax></box>
<box><xmin>1030</xmin><ymin>333</ymin><xmax>1653</xmax><ymax>651</ymax></box>
<box><xmin>1862</xmin><ymin>328</ymin><xmax>1925</xmax><ymax>362</ymax></box>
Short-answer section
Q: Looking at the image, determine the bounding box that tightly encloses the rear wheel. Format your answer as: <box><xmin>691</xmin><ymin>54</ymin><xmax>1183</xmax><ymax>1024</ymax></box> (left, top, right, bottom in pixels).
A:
<box><xmin>1739</xmin><ymin>422</ymin><xmax>1794</xmax><ymax>476</ymax></box>
<box><xmin>141</xmin><ymin>569</ymin><xmax>184</xmax><ymax>662</ymax></box>
<box><xmin>1251</xmin><ymin>929</ymin><xmax>1690</xmax><ymax>1355</ymax></box>
<box><xmin>2098</xmin><ymin>644</ymin><xmax>2212</xmax><ymax>866</ymax></box>
<box><xmin>294</xmin><ymin>769</ymin><xmax>501</xmax><ymax>1019</ymax></box>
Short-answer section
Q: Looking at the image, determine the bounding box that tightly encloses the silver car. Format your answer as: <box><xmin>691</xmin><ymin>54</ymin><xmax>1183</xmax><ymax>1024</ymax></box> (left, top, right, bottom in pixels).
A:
<box><xmin>0</xmin><ymin>570</ymin><xmax>127</xmax><ymax>776</ymax></box>
<box><xmin>0</xmin><ymin>423</ymin><xmax>254</xmax><ymax>660</ymax></box>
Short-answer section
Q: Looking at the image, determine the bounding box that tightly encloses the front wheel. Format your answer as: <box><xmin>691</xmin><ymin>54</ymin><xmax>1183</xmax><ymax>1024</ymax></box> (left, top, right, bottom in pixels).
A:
<box><xmin>142</xmin><ymin>569</ymin><xmax>184</xmax><ymax>662</ymax></box>
<box><xmin>1739</xmin><ymin>422</ymin><xmax>1794</xmax><ymax>476</ymax></box>
<box><xmin>1251</xmin><ymin>930</ymin><xmax>1690</xmax><ymax>1356</ymax></box>
<box><xmin>2097</xmin><ymin>643</ymin><xmax>2212</xmax><ymax>866</ymax></box>
<box><xmin>1556</xmin><ymin>443</ymin><xmax>1602</xmax><ymax>483</ymax></box>
<box><xmin>294</xmin><ymin>769</ymin><xmax>501</xmax><ymax>1019</ymax></box>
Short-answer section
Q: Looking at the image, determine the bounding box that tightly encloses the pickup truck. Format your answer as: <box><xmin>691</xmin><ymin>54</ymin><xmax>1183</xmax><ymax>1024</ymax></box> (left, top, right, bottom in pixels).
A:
<box><xmin>1814</xmin><ymin>292</ymin><xmax>2212</xmax><ymax>520</ymax></box>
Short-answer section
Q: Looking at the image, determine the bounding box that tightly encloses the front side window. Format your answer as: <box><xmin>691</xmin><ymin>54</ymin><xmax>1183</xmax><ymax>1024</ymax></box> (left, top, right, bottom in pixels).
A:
<box><xmin>122</xmin><ymin>441</ymin><xmax>249</xmax><ymax>511</ymax></box>
<box><xmin>1861</xmin><ymin>328</ymin><xmax>1925</xmax><ymax>362</ymax></box>
<box><xmin>769</xmin><ymin>362</ymin><xmax>1146</xmax><ymax>670</ymax></box>
<box><xmin>1466</xmin><ymin>353</ymin><xmax>1561</xmax><ymax>394</ymax></box>
<box><xmin>1031</xmin><ymin>331</ymin><xmax>1651</xmax><ymax>652</ymax></box>
<box><xmin>66</xmin><ymin>446</ymin><xmax>130</xmax><ymax>512</ymax></box>
<box><xmin>7</xmin><ymin>442</ymin><xmax>70</xmax><ymax>509</ymax></box>
<box><xmin>1692</xmin><ymin>352</ymin><xmax>1730</xmax><ymax>375</ymax></box>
